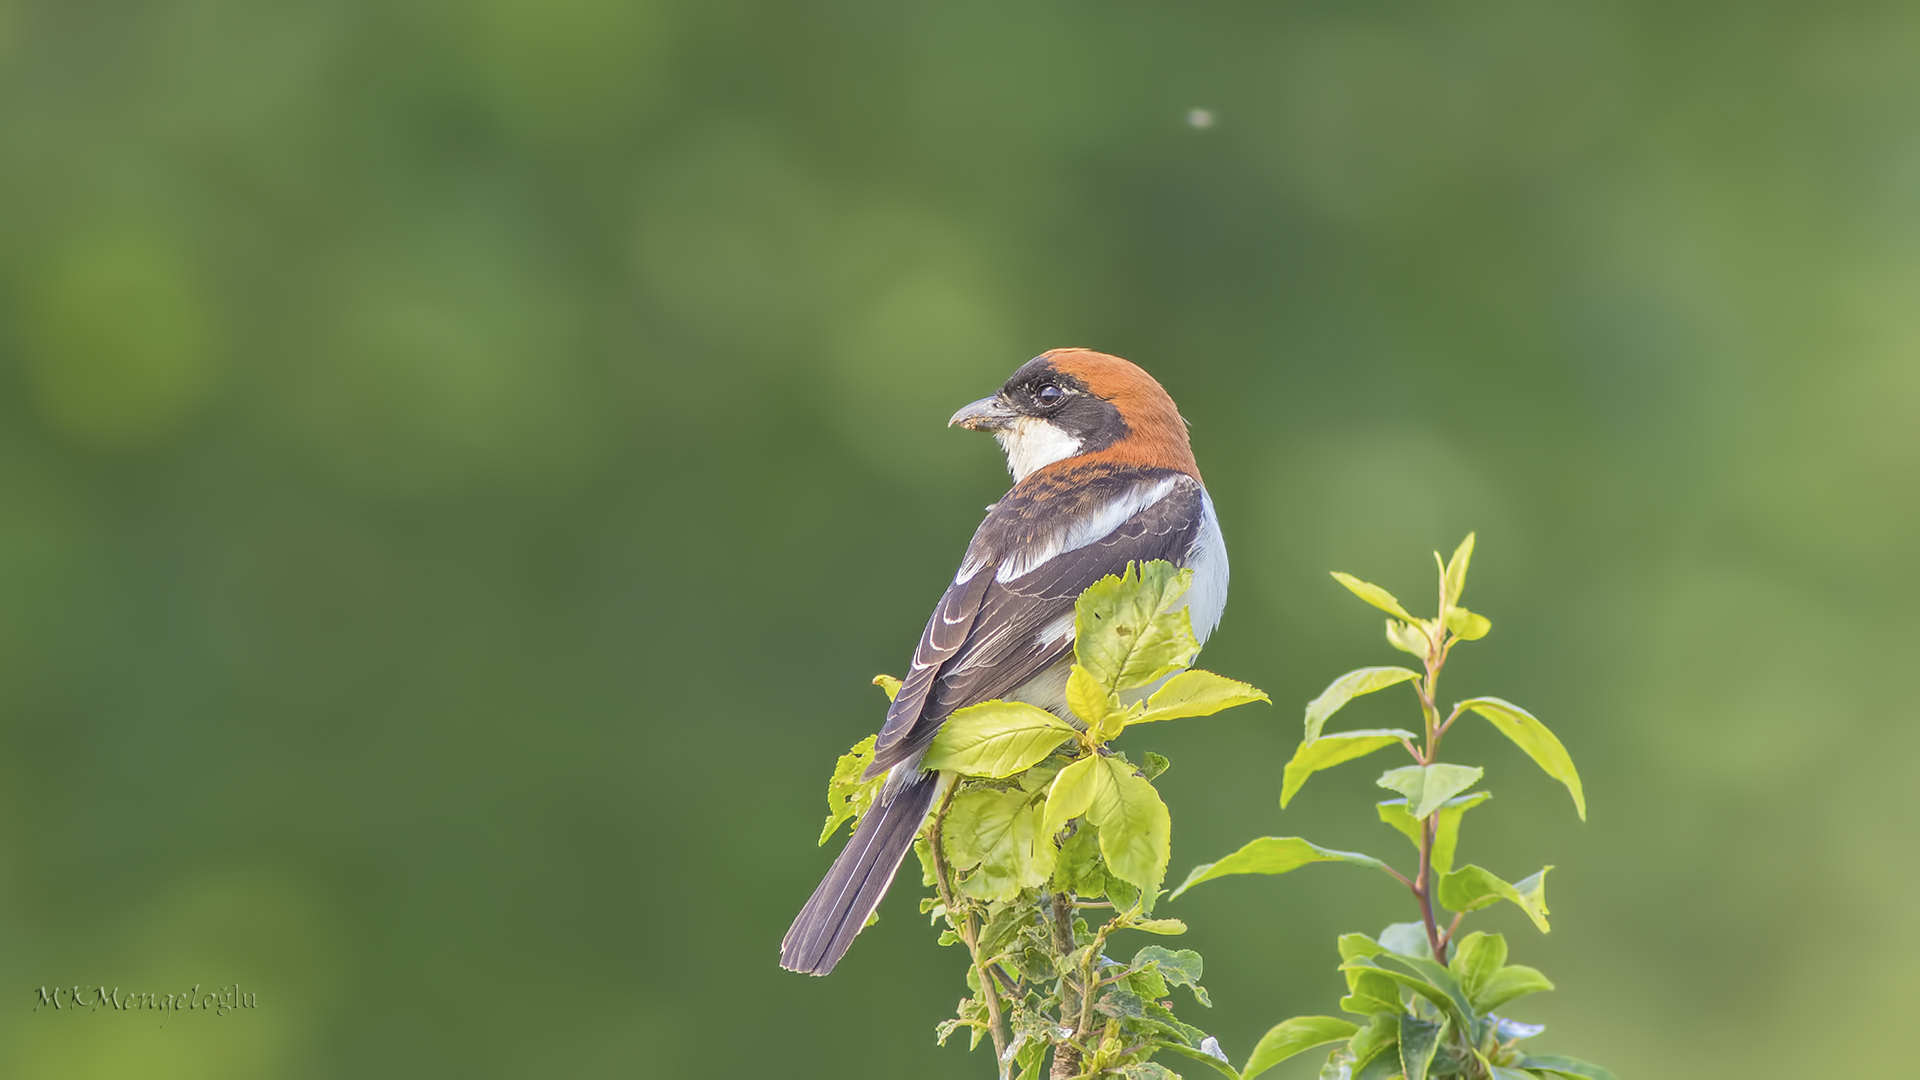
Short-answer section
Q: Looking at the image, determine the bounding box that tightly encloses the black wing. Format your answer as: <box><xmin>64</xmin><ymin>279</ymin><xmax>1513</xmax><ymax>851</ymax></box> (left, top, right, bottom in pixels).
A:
<box><xmin>867</xmin><ymin>469</ymin><xmax>1203</xmax><ymax>776</ymax></box>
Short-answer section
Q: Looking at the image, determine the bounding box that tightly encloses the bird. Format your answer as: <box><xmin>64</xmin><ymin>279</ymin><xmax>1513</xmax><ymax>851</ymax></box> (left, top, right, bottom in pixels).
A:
<box><xmin>780</xmin><ymin>348</ymin><xmax>1229</xmax><ymax>976</ymax></box>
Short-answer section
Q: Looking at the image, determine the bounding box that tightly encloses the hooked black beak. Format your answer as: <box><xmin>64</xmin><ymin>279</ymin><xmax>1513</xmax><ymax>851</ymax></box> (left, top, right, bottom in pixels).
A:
<box><xmin>948</xmin><ymin>394</ymin><xmax>1018</xmax><ymax>431</ymax></box>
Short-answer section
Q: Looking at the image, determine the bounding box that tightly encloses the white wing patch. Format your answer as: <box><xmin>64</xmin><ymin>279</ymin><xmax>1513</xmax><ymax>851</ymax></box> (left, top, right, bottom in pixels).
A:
<box><xmin>996</xmin><ymin>475</ymin><xmax>1183</xmax><ymax>583</ymax></box>
<box><xmin>1035</xmin><ymin>611</ymin><xmax>1076</xmax><ymax>646</ymax></box>
<box><xmin>954</xmin><ymin>551</ymin><xmax>991</xmax><ymax>585</ymax></box>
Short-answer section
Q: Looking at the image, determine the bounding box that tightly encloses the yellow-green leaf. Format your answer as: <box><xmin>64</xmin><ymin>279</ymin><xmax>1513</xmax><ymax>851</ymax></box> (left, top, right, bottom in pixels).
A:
<box><xmin>1437</xmin><ymin>865</ymin><xmax>1551</xmax><ymax>933</ymax></box>
<box><xmin>1282</xmin><ymin>729</ymin><xmax>1418</xmax><ymax>808</ymax></box>
<box><xmin>1242</xmin><ymin>1016</ymin><xmax>1360</xmax><ymax>1080</ymax></box>
<box><xmin>1375</xmin><ymin>792</ymin><xmax>1490</xmax><ymax>875</ymax></box>
<box><xmin>1074</xmin><ymin>561</ymin><xmax>1200</xmax><ymax>693</ymax></box>
<box><xmin>1131</xmin><ymin>918</ymin><xmax>1188</xmax><ymax>935</ymax></box>
<box><xmin>1386</xmin><ymin>619</ymin><xmax>1431</xmax><ymax>657</ymax></box>
<box><xmin>1135</xmin><ymin>669</ymin><xmax>1270</xmax><ymax>724</ymax></box>
<box><xmin>818</xmin><ymin>734</ymin><xmax>884</xmax><ymax>845</ymax></box>
<box><xmin>1065</xmin><ymin>664</ymin><xmax>1115</xmax><ymax>731</ymax></box>
<box><xmin>872</xmin><ymin>673</ymin><xmax>903</xmax><ymax>700</ymax></box>
<box><xmin>1172</xmin><ymin>836</ymin><xmax>1384</xmax><ymax>898</ymax></box>
<box><xmin>1376</xmin><ymin>764</ymin><xmax>1483</xmax><ymax>820</ymax></box>
<box><xmin>922</xmin><ymin>700</ymin><xmax>1079</xmax><ymax>778</ymax></box>
<box><xmin>1448</xmin><ymin>931</ymin><xmax>1507</xmax><ymax>1006</ymax></box>
<box><xmin>1303</xmin><ymin>666</ymin><xmax>1421</xmax><ymax>743</ymax></box>
<box><xmin>944</xmin><ymin>788</ymin><xmax>1058</xmax><ymax>902</ymax></box>
<box><xmin>1458</xmin><ymin>697</ymin><xmax>1586</xmax><ymax>820</ymax></box>
<box><xmin>1442</xmin><ymin>533</ymin><xmax>1475</xmax><ymax>607</ymax></box>
<box><xmin>1477</xmin><ymin>965</ymin><xmax>1555</xmax><ymax>1012</ymax></box>
<box><xmin>1043</xmin><ymin>755</ymin><xmax>1102</xmax><ymax>837</ymax></box>
<box><xmin>1086</xmin><ymin>756</ymin><xmax>1170</xmax><ymax>899</ymax></box>
<box><xmin>1331</xmin><ymin>571</ymin><xmax>1417</xmax><ymax>621</ymax></box>
<box><xmin>1444</xmin><ymin>607</ymin><xmax>1491</xmax><ymax>641</ymax></box>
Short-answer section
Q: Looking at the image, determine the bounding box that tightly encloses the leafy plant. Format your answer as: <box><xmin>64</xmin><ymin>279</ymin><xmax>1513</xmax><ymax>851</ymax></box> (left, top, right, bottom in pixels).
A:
<box><xmin>1176</xmin><ymin>535</ymin><xmax>1614</xmax><ymax>1080</ymax></box>
<box><xmin>817</xmin><ymin>561</ymin><xmax>1270</xmax><ymax>1079</ymax></box>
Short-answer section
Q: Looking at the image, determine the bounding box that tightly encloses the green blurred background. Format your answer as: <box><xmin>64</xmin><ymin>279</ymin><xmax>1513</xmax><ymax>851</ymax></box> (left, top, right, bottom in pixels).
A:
<box><xmin>3</xmin><ymin>0</ymin><xmax>1916</xmax><ymax>1076</ymax></box>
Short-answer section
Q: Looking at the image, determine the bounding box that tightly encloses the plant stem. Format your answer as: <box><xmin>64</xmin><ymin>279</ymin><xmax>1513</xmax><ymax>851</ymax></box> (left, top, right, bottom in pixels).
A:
<box><xmin>1076</xmin><ymin>917</ymin><xmax>1117</xmax><ymax>1038</ymax></box>
<box><xmin>927</xmin><ymin>785</ymin><xmax>1011</xmax><ymax>1074</ymax></box>
<box><xmin>1049</xmin><ymin>892</ymin><xmax>1083</xmax><ymax>1080</ymax></box>
<box><xmin>1411</xmin><ymin>633</ymin><xmax>1452</xmax><ymax>964</ymax></box>
<box><xmin>1415</xmin><ymin>812</ymin><xmax>1448</xmax><ymax>964</ymax></box>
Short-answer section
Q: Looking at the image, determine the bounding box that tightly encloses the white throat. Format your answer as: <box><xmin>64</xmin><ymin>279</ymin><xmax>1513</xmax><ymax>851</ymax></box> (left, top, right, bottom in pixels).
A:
<box><xmin>994</xmin><ymin>417</ymin><xmax>1084</xmax><ymax>482</ymax></box>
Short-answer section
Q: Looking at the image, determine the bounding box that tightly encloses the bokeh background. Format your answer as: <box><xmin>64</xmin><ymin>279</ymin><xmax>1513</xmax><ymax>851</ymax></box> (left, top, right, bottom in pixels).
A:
<box><xmin>3</xmin><ymin>0</ymin><xmax>1917</xmax><ymax>1076</ymax></box>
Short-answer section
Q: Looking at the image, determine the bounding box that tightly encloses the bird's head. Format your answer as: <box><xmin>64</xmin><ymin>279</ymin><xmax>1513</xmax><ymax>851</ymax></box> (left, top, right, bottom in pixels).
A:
<box><xmin>949</xmin><ymin>348</ymin><xmax>1199</xmax><ymax>483</ymax></box>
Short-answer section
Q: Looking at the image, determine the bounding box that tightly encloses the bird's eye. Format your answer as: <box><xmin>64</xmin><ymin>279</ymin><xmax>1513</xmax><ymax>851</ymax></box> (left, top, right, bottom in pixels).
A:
<box><xmin>1035</xmin><ymin>384</ymin><xmax>1064</xmax><ymax>407</ymax></box>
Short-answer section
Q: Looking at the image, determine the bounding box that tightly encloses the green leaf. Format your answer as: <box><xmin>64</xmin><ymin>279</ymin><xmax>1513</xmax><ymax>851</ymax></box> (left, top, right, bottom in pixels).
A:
<box><xmin>1489</xmin><ymin>1068</ymin><xmax>1535</xmax><ymax>1080</ymax></box>
<box><xmin>1474</xmin><ymin>965</ymin><xmax>1555</xmax><ymax>1012</ymax></box>
<box><xmin>1157</xmin><ymin>1041</ymin><xmax>1243</xmax><ymax>1080</ymax></box>
<box><xmin>1241</xmin><ymin>1017</ymin><xmax>1360</xmax><ymax>1080</ymax></box>
<box><xmin>1437</xmin><ymin>865</ymin><xmax>1551</xmax><ymax>933</ymax></box>
<box><xmin>1338</xmin><ymin>933</ymin><xmax>1386</xmax><ymax>962</ymax></box>
<box><xmin>943</xmin><ymin>788</ymin><xmax>1057</xmax><ymax>901</ymax></box>
<box><xmin>922</xmin><ymin>700</ymin><xmax>1079</xmax><ymax>778</ymax></box>
<box><xmin>1066</xmin><ymin>664</ymin><xmax>1116</xmax><ymax>732</ymax></box>
<box><xmin>1049</xmin><ymin>818</ymin><xmax>1105</xmax><ymax>894</ymax></box>
<box><xmin>1129</xmin><ymin>960</ymin><xmax>1170</xmax><ymax>999</ymax></box>
<box><xmin>818</xmin><ymin>735</ymin><xmax>884</xmax><ymax>845</ymax></box>
<box><xmin>1075</xmin><ymin>561</ymin><xmax>1200</xmax><ymax>693</ymax></box>
<box><xmin>1457</xmin><ymin>697</ymin><xmax>1586</xmax><ymax>820</ymax></box>
<box><xmin>1087</xmin><ymin>756</ymin><xmax>1172</xmax><ymax>899</ymax></box>
<box><xmin>1339</xmin><ymin>969</ymin><xmax>1403</xmax><ymax>1016</ymax></box>
<box><xmin>1376</xmin><ymin>792</ymin><xmax>1491</xmax><ymax>875</ymax></box>
<box><xmin>1095</xmin><ymin>987</ymin><xmax>1150</xmax><ymax>1020</ymax></box>
<box><xmin>1172</xmin><ymin>837</ymin><xmax>1384</xmax><ymax>898</ymax></box>
<box><xmin>1142</xmin><ymin>997</ymin><xmax>1210</xmax><ymax>1046</ymax></box>
<box><xmin>1303</xmin><ymin>667</ymin><xmax>1421</xmax><ymax>744</ymax></box>
<box><xmin>1340</xmin><ymin>963</ymin><xmax>1457</xmax><ymax>1023</ymax></box>
<box><xmin>1377</xmin><ymin>922</ymin><xmax>1433</xmax><ymax>960</ymax></box>
<box><xmin>1386</xmin><ymin>619</ymin><xmax>1431</xmax><ymax>657</ymax></box>
<box><xmin>1330</xmin><ymin>571</ymin><xmax>1417</xmax><ymax>621</ymax></box>
<box><xmin>1399</xmin><ymin>1014</ymin><xmax>1444</xmax><ymax>1080</ymax></box>
<box><xmin>1136</xmin><ymin>669</ymin><xmax>1271</xmax><ymax>724</ymax></box>
<box><xmin>1517</xmin><ymin>1055</ymin><xmax>1617</xmax><ymax>1080</ymax></box>
<box><xmin>1442</xmin><ymin>533</ymin><xmax>1475</xmax><ymax>607</ymax></box>
<box><xmin>1012</xmin><ymin>1035</ymin><xmax>1048</xmax><ymax>1080</ymax></box>
<box><xmin>1379</xmin><ymin>953</ymin><xmax>1475</xmax><ymax>1028</ymax></box>
<box><xmin>1131</xmin><ymin>918</ymin><xmax>1189</xmax><ymax>935</ymax></box>
<box><xmin>1444</xmin><ymin>606</ymin><xmax>1491</xmax><ymax>640</ymax></box>
<box><xmin>1284</xmin><ymin>730</ymin><xmax>1418</xmax><ymax>808</ymax></box>
<box><xmin>1349</xmin><ymin>1012</ymin><xmax>1399</xmax><ymax>1065</ymax></box>
<box><xmin>1133</xmin><ymin>945</ymin><xmax>1208</xmax><ymax>1005</ymax></box>
<box><xmin>1376</xmin><ymin>764</ymin><xmax>1484</xmax><ymax>820</ymax></box>
<box><xmin>1043</xmin><ymin>756</ymin><xmax>1103</xmax><ymax>837</ymax></box>
<box><xmin>1354</xmin><ymin>1045</ymin><xmax>1403</xmax><ymax>1080</ymax></box>
<box><xmin>1447</xmin><ymin>931</ymin><xmax>1508</xmax><ymax>1007</ymax></box>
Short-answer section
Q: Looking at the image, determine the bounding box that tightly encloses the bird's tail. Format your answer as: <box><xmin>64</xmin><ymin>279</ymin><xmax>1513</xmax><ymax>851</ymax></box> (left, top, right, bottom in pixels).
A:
<box><xmin>780</xmin><ymin>770</ymin><xmax>940</xmax><ymax>975</ymax></box>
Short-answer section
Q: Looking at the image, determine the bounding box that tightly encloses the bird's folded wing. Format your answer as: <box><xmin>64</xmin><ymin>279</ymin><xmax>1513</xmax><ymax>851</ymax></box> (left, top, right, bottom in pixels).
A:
<box><xmin>868</xmin><ymin>471</ymin><xmax>1204</xmax><ymax>776</ymax></box>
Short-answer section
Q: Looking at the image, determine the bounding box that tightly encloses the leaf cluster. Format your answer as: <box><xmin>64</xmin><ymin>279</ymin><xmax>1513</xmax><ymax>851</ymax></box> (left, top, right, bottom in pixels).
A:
<box><xmin>821</xmin><ymin>561</ymin><xmax>1268</xmax><ymax>1078</ymax></box>
<box><xmin>1176</xmin><ymin>536</ymin><xmax>1614</xmax><ymax>1080</ymax></box>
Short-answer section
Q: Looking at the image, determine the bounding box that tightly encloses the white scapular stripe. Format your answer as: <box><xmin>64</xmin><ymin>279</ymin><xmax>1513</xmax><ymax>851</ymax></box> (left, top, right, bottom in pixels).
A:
<box><xmin>997</xmin><ymin>475</ymin><xmax>1183</xmax><ymax>583</ymax></box>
